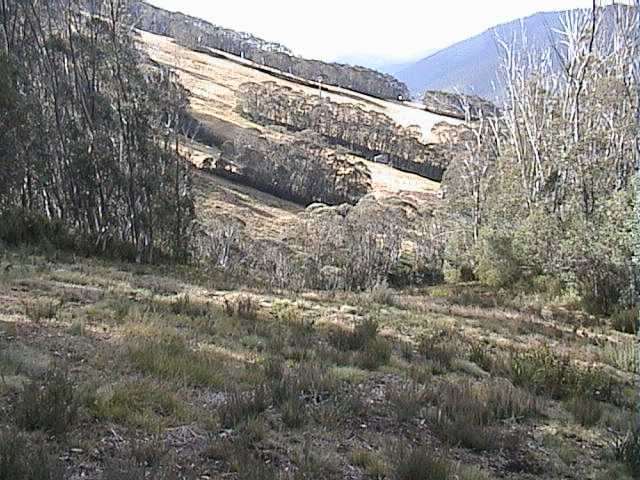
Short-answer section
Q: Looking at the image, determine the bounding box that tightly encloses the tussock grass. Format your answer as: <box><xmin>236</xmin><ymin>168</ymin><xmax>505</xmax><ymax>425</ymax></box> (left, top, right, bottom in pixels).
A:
<box><xmin>23</xmin><ymin>298</ymin><xmax>61</xmax><ymax>323</ymax></box>
<box><xmin>126</xmin><ymin>333</ymin><xmax>223</xmax><ymax>387</ymax></box>
<box><xmin>224</xmin><ymin>294</ymin><xmax>259</xmax><ymax>321</ymax></box>
<box><xmin>418</xmin><ymin>328</ymin><xmax>463</xmax><ymax>371</ymax></box>
<box><xmin>0</xmin><ymin>344</ymin><xmax>51</xmax><ymax>378</ymax></box>
<box><xmin>565</xmin><ymin>397</ymin><xmax>603</xmax><ymax>427</ymax></box>
<box><xmin>90</xmin><ymin>381</ymin><xmax>182</xmax><ymax>429</ymax></box>
<box><xmin>503</xmin><ymin>343</ymin><xmax>619</xmax><ymax>403</ymax></box>
<box><xmin>15</xmin><ymin>368</ymin><xmax>79</xmax><ymax>437</ymax></box>
<box><xmin>328</xmin><ymin>318</ymin><xmax>391</xmax><ymax>370</ymax></box>
<box><xmin>611</xmin><ymin>307</ymin><xmax>638</xmax><ymax>334</ymax></box>
<box><xmin>600</xmin><ymin>337</ymin><xmax>636</xmax><ymax>373</ymax></box>
<box><xmin>350</xmin><ymin>448</ymin><xmax>390</xmax><ymax>477</ymax></box>
<box><xmin>0</xmin><ymin>428</ymin><xmax>64</xmax><ymax>480</ymax></box>
<box><xmin>219</xmin><ymin>387</ymin><xmax>269</xmax><ymax>428</ymax></box>
<box><xmin>390</xmin><ymin>444</ymin><xmax>452</xmax><ymax>480</ymax></box>
<box><xmin>169</xmin><ymin>294</ymin><xmax>213</xmax><ymax>318</ymax></box>
<box><xmin>424</xmin><ymin>378</ymin><xmax>536</xmax><ymax>451</ymax></box>
<box><xmin>385</xmin><ymin>382</ymin><xmax>424</xmax><ymax>422</ymax></box>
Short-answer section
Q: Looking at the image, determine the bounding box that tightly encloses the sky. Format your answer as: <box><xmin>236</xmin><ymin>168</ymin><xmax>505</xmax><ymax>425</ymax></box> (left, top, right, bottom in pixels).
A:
<box><xmin>147</xmin><ymin>0</ymin><xmax>597</xmax><ymax>62</ymax></box>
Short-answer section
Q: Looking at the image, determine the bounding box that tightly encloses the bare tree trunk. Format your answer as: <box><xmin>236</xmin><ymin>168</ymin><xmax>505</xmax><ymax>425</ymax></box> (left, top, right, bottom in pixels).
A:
<box><xmin>634</xmin><ymin>0</ymin><xmax>640</xmax><ymax>434</ymax></box>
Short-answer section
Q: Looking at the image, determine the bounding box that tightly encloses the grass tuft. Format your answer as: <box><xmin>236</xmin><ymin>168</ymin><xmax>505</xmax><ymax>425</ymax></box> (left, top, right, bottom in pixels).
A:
<box><xmin>15</xmin><ymin>367</ymin><xmax>78</xmax><ymax>437</ymax></box>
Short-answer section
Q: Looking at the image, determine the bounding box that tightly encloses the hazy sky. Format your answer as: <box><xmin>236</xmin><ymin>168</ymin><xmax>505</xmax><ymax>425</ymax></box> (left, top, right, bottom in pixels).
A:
<box><xmin>147</xmin><ymin>0</ymin><xmax>597</xmax><ymax>62</ymax></box>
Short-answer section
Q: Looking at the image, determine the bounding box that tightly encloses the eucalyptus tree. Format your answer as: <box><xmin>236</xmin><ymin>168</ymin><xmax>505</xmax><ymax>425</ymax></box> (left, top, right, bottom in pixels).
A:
<box><xmin>0</xmin><ymin>0</ymin><xmax>195</xmax><ymax>262</ymax></box>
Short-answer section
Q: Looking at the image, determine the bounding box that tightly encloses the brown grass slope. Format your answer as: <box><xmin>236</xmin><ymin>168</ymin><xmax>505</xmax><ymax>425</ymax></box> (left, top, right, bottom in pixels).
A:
<box><xmin>0</xmin><ymin>251</ymin><xmax>637</xmax><ymax>479</ymax></box>
<box><xmin>136</xmin><ymin>30</ymin><xmax>445</xmax><ymax>209</ymax></box>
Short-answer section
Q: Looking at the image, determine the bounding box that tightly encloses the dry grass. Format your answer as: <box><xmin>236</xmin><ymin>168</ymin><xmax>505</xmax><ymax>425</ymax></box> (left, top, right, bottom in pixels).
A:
<box><xmin>0</xmin><ymin>250</ymin><xmax>633</xmax><ymax>479</ymax></box>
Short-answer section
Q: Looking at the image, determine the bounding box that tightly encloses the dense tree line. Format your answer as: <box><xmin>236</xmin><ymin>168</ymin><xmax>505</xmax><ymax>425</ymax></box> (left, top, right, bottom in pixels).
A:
<box><xmin>197</xmin><ymin>197</ymin><xmax>442</xmax><ymax>292</ymax></box>
<box><xmin>202</xmin><ymin>131</ymin><xmax>371</xmax><ymax>206</ymax></box>
<box><xmin>442</xmin><ymin>5</ymin><xmax>638</xmax><ymax>314</ymax></box>
<box><xmin>422</xmin><ymin>90</ymin><xmax>500</xmax><ymax>121</ymax></box>
<box><xmin>129</xmin><ymin>2</ymin><xmax>410</xmax><ymax>101</ymax></box>
<box><xmin>237</xmin><ymin>82</ymin><xmax>446</xmax><ymax>181</ymax></box>
<box><xmin>0</xmin><ymin>0</ymin><xmax>195</xmax><ymax>262</ymax></box>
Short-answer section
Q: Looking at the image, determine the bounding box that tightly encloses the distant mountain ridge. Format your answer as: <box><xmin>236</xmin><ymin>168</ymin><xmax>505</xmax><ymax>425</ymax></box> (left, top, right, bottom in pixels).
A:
<box><xmin>395</xmin><ymin>10</ymin><xmax>577</xmax><ymax>101</ymax></box>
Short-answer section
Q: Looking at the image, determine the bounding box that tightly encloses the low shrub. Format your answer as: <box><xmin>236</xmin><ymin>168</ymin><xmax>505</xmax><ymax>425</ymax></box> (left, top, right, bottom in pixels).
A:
<box><xmin>611</xmin><ymin>307</ymin><xmax>638</xmax><ymax>334</ymax></box>
<box><xmin>0</xmin><ymin>429</ymin><xmax>64</xmax><ymax>480</ymax></box>
<box><xmin>386</xmin><ymin>382</ymin><xmax>424</xmax><ymax>422</ymax></box>
<box><xmin>565</xmin><ymin>397</ymin><xmax>602</xmax><ymax>427</ymax></box>
<box><xmin>24</xmin><ymin>299</ymin><xmax>61</xmax><ymax>323</ymax></box>
<box><xmin>15</xmin><ymin>367</ymin><xmax>78</xmax><ymax>437</ymax></box>
<box><xmin>614</xmin><ymin>429</ymin><xmax>640</xmax><ymax>478</ymax></box>
<box><xmin>328</xmin><ymin>319</ymin><xmax>391</xmax><ymax>370</ymax></box>
<box><xmin>390</xmin><ymin>444</ymin><xmax>452</xmax><ymax>480</ymax></box>
<box><xmin>219</xmin><ymin>387</ymin><xmax>269</xmax><ymax>428</ymax></box>
<box><xmin>224</xmin><ymin>295</ymin><xmax>259</xmax><ymax>321</ymax></box>
<box><xmin>169</xmin><ymin>294</ymin><xmax>212</xmax><ymax>318</ymax></box>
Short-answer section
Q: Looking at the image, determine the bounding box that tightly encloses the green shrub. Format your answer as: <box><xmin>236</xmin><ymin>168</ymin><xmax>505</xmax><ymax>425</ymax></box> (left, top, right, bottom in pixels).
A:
<box><xmin>474</xmin><ymin>229</ymin><xmax>521</xmax><ymax>288</ymax></box>
<box><xmin>0</xmin><ymin>208</ymin><xmax>74</xmax><ymax>250</ymax></box>
<box><xmin>15</xmin><ymin>368</ymin><xmax>78</xmax><ymax>437</ymax></box>
<box><xmin>0</xmin><ymin>429</ymin><xmax>64</xmax><ymax>480</ymax></box>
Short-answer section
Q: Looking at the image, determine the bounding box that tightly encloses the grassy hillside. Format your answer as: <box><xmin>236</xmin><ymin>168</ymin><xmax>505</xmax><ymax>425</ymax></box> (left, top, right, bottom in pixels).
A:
<box><xmin>137</xmin><ymin>29</ymin><xmax>445</xmax><ymax>207</ymax></box>
<box><xmin>0</xmin><ymin>249</ymin><xmax>636</xmax><ymax>479</ymax></box>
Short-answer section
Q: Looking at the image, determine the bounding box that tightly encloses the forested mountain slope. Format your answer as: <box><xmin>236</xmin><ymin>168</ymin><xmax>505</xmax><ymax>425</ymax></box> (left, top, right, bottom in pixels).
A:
<box><xmin>130</xmin><ymin>1</ymin><xmax>410</xmax><ymax>100</ymax></box>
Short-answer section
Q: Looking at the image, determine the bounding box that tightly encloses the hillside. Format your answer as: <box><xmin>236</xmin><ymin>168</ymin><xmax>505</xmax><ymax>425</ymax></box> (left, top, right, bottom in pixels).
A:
<box><xmin>130</xmin><ymin>1</ymin><xmax>409</xmax><ymax>100</ymax></box>
<box><xmin>137</xmin><ymin>29</ymin><xmax>449</xmax><ymax>207</ymax></box>
<box><xmin>0</xmin><ymin>249</ymin><xmax>636</xmax><ymax>479</ymax></box>
<box><xmin>396</xmin><ymin>10</ymin><xmax>572</xmax><ymax>100</ymax></box>
<box><xmin>1</xmin><ymin>3</ymin><xmax>637</xmax><ymax>480</ymax></box>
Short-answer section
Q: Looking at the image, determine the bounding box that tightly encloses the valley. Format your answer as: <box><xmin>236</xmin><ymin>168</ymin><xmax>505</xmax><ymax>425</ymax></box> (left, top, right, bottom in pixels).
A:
<box><xmin>0</xmin><ymin>2</ymin><xmax>637</xmax><ymax>480</ymax></box>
